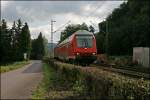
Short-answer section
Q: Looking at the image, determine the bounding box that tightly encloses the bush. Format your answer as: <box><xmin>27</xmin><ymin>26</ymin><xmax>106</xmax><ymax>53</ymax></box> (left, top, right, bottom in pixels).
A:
<box><xmin>108</xmin><ymin>56</ymin><xmax>132</xmax><ymax>66</ymax></box>
<box><xmin>44</xmin><ymin>59</ymin><xmax>150</xmax><ymax>99</ymax></box>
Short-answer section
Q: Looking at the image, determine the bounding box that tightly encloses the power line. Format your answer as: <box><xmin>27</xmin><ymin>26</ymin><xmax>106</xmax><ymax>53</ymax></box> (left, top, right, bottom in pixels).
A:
<box><xmin>53</xmin><ymin>20</ymin><xmax>71</xmax><ymax>43</ymax></box>
<box><xmin>88</xmin><ymin>3</ymin><xmax>104</xmax><ymax>17</ymax></box>
<box><xmin>79</xmin><ymin>2</ymin><xmax>105</xmax><ymax>31</ymax></box>
<box><xmin>52</xmin><ymin>2</ymin><xmax>105</xmax><ymax>44</ymax></box>
<box><xmin>89</xmin><ymin>21</ymin><xmax>99</xmax><ymax>32</ymax></box>
<box><xmin>76</xmin><ymin>2</ymin><xmax>102</xmax><ymax>25</ymax></box>
<box><xmin>90</xmin><ymin>21</ymin><xmax>98</xmax><ymax>27</ymax></box>
<box><xmin>88</xmin><ymin>2</ymin><xmax>112</xmax><ymax>34</ymax></box>
<box><xmin>53</xmin><ymin>20</ymin><xmax>71</xmax><ymax>33</ymax></box>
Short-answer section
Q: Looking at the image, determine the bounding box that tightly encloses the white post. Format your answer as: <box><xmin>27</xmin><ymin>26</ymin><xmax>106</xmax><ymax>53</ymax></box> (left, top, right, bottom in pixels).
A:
<box><xmin>24</xmin><ymin>53</ymin><xmax>27</xmax><ymax>61</ymax></box>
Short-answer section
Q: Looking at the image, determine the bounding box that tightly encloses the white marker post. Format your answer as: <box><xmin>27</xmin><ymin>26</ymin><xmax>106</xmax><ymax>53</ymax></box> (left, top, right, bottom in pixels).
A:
<box><xmin>24</xmin><ymin>53</ymin><xmax>27</xmax><ymax>61</ymax></box>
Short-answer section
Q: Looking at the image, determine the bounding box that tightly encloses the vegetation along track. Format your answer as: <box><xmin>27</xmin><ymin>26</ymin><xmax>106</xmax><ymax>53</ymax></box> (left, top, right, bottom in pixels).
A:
<box><xmin>92</xmin><ymin>64</ymin><xmax>150</xmax><ymax>80</ymax></box>
<box><xmin>53</xmin><ymin>59</ymin><xmax>150</xmax><ymax>80</ymax></box>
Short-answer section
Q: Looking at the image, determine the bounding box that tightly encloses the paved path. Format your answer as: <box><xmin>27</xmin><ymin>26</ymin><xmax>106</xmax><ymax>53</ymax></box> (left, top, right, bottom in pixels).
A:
<box><xmin>0</xmin><ymin>60</ymin><xmax>43</xmax><ymax>99</ymax></box>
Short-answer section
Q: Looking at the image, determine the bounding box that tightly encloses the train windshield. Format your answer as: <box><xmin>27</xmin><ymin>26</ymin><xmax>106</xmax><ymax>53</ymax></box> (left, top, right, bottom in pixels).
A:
<box><xmin>76</xmin><ymin>35</ymin><xmax>93</xmax><ymax>48</ymax></box>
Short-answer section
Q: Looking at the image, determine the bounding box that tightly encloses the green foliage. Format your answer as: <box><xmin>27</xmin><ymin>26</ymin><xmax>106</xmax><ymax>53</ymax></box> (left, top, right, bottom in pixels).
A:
<box><xmin>43</xmin><ymin>37</ymin><xmax>49</xmax><ymax>56</ymax></box>
<box><xmin>0</xmin><ymin>19</ymin><xmax>12</xmax><ymax>63</ymax></box>
<box><xmin>0</xmin><ymin>19</ymin><xmax>31</xmax><ymax>64</ymax></box>
<box><xmin>15</xmin><ymin>19</ymin><xmax>24</xmax><ymax>60</ymax></box>
<box><xmin>18</xmin><ymin>22</ymin><xmax>31</xmax><ymax>60</ymax></box>
<box><xmin>89</xmin><ymin>25</ymin><xmax>95</xmax><ymax>33</ymax></box>
<box><xmin>73</xmin><ymin>79</ymin><xmax>86</xmax><ymax>95</ymax></box>
<box><xmin>31</xmin><ymin>32</ymin><xmax>46</xmax><ymax>60</ymax></box>
<box><xmin>32</xmin><ymin>63</ymin><xmax>55</xmax><ymax>99</ymax></box>
<box><xmin>36</xmin><ymin>33</ymin><xmax>45</xmax><ymax>59</ymax></box>
<box><xmin>96</xmin><ymin>32</ymin><xmax>106</xmax><ymax>53</ymax></box>
<box><xmin>108</xmin><ymin>56</ymin><xmax>150</xmax><ymax>73</ymax></box>
<box><xmin>33</xmin><ymin>60</ymin><xmax>80</xmax><ymax>99</ymax></box>
<box><xmin>60</xmin><ymin>23</ymin><xmax>89</xmax><ymax>42</ymax></box>
<box><xmin>97</xmin><ymin>0</ymin><xmax>150</xmax><ymax>55</ymax></box>
<box><xmin>46</xmin><ymin>60</ymin><xmax>150</xmax><ymax>99</ymax></box>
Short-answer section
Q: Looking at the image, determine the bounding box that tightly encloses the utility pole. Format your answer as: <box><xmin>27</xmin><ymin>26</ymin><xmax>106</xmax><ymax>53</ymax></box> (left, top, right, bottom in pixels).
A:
<box><xmin>50</xmin><ymin>19</ymin><xmax>56</xmax><ymax>57</ymax></box>
<box><xmin>106</xmin><ymin>18</ymin><xmax>109</xmax><ymax>54</ymax></box>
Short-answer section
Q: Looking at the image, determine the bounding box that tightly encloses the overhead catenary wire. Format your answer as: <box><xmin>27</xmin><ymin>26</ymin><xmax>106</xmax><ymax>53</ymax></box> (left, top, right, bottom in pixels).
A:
<box><xmin>89</xmin><ymin>21</ymin><xmax>99</xmax><ymax>33</ymax></box>
<box><xmin>70</xmin><ymin>2</ymin><xmax>103</xmax><ymax>26</ymax></box>
<box><xmin>80</xmin><ymin>2</ymin><xmax>105</xmax><ymax>32</ymax></box>
<box><xmin>53</xmin><ymin>2</ymin><xmax>105</xmax><ymax>43</ymax></box>
<box><xmin>53</xmin><ymin>20</ymin><xmax>71</xmax><ymax>33</ymax></box>
<box><xmin>88</xmin><ymin>1</ymin><xmax>113</xmax><ymax>34</ymax></box>
<box><xmin>88</xmin><ymin>2</ymin><xmax>104</xmax><ymax>18</ymax></box>
<box><xmin>52</xmin><ymin>20</ymin><xmax>71</xmax><ymax>43</ymax></box>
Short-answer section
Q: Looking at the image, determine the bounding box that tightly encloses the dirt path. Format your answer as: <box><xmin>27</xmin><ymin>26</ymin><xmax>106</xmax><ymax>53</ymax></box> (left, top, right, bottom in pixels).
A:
<box><xmin>0</xmin><ymin>60</ymin><xmax>43</xmax><ymax>99</ymax></box>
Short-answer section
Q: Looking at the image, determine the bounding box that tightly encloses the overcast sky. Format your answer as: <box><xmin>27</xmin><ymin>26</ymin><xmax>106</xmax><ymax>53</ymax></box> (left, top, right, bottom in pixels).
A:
<box><xmin>1</xmin><ymin>1</ymin><xmax>124</xmax><ymax>43</ymax></box>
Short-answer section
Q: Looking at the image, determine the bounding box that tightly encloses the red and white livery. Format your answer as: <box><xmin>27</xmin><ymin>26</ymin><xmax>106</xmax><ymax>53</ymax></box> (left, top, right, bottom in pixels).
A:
<box><xmin>54</xmin><ymin>30</ymin><xmax>97</xmax><ymax>65</ymax></box>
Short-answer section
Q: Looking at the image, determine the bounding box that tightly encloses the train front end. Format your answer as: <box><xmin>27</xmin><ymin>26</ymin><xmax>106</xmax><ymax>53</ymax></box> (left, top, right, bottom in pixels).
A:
<box><xmin>73</xmin><ymin>30</ymin><xmax>97</xmax><ymax>65</ymax></box>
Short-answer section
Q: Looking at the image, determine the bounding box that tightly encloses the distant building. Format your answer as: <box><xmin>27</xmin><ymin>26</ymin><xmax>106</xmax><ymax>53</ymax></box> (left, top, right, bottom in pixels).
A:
<box><xmin>133</xmin><ymin>47</ymin><xmax>150</xmax><ymax>68</ymax></box>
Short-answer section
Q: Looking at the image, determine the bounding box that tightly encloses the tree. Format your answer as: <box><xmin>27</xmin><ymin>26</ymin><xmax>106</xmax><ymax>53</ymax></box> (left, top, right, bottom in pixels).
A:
<box><xmin>18</xmin><ymin>22</ymin><xmax>31</xmax><ymax>60</ymax></box>
<box><xmin>89</xmin><ymin>25</ymin><xmax>95</xmax><ymax>33</ymax></box>
<box><xmin>9</xmin><ymin>21</ymin><xmax>20</xmax><ymax>61</ymax></box>
<box><xmin>96</xmin><ymin>21</ymin><xmax>107</xmax><ymax>54</ymax></box>
<box><xmin>0</xmin><ymin>19</ymin><xmax>12</xmax><ymax>63</ymax></box>
<box><xmin>60</xmin><ymin>23</ymin><xmax>89</xmax><ymax>42</ymax></box>
<box><xmin>30</xmin><ymin>39</ymin><xmax>37</xmax><ymax>59</ymax></box>
<box><xmin>96</xmin><ymin>32</ymin><xmax>106</xmax><ymax>54</ymax></box>
<box><xmin>43</xmin><ymin>37</ymin><xmax>48</xmax><ymax>56</ymax></box>
<box><xmin>37</xmin><ymin>32</ymin><xmax>45</xmax><ymax>59</ymax></box>
<box><xmin>15</xmin><ymin>19</ymin><xmax>23</xmax><ymax>60</ymax></box>
<box><xmin>31</xmin><ymin>32</ymin><xmax>45</xmax><ymax>59</ymax></box>
<box><xmin>0</xmin><ymin>19</ymin><xmax>33</xmax><ymax>64</ymax></box>
<box><xmin>97</xmin><ymin>0</ymin><xmax>150</xmax><ymax>55</ymax></box>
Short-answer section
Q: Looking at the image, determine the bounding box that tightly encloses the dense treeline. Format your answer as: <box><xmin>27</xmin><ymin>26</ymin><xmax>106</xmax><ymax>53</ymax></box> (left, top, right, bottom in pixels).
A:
<box><xmin>0</xmin><ymin>19</ymin><xmax>31</xmax><ymax>64</ymax></box>
<box><xmin>96</xmin><ymin>0</ymin><xmax>150</xmax><ymax>55</ymax></box>
<box><xmin>60</xmin><ymin>23</ymin><xmax>95</xmax><ymax>42</ymax></box>
<box><xmin>30</xmin><ymin>32</ymin><xmax>47</xmax><ymax>60</ymax></box>
<box><xmin>0</xmin><ymin>19</ymin><xmax>47</xmax><ymax>64</ymax></box>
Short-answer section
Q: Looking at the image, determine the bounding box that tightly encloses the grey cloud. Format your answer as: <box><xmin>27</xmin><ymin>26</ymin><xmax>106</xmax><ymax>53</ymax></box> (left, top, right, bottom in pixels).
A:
<box><xmin>1</xmin><ymin>1</ymin><xmax>124</xmax><ymax>43</ymax></box>
<box><xmin>2</xmin><ymin>1</ymin><xmax>107</xmax><ymax>23</ymax></box>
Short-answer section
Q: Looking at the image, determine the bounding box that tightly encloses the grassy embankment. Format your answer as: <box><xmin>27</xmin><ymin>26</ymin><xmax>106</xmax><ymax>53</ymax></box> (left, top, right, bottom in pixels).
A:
<box><xmin>97</xmin><ymin>54</ymin><xmax>150</xmax><ymax>73</ymax></box>
<box><xmin>0</xmin><ymin>61</ymin><xmax>30</xmax><ymax>73</ymax></box>
<box><xmin>32</xmin><ymin>59</ymin><xmax>150</xmax><ymax>99</ymax></box>
<box><xmin>32</xmin><ymin>62</ymin><xmax>77</xmax><ymax>99</ymax></box>
<box><xmin>32</xmin><ymin>63</ymin><xmax>54</xmax><ymax>99</ymax></box>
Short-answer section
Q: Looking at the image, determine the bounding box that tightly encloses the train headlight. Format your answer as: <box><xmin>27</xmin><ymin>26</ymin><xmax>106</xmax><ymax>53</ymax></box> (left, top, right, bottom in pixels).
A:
<box><xmin>92</xmin><ymin>53</ymin><xmax>96</xmax><ymax>55</ymax></box>
<box><xmin>77</xmin><ymin>53</ymin><xmax>79</xmax><ymax>55</ymax></box>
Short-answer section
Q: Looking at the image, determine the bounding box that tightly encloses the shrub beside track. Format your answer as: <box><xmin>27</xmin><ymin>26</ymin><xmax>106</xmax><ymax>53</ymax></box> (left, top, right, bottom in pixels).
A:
<box><xmin>44</xmin><ymin>58</ymin><xmax>150</xmax><ymax>99</ymax></box>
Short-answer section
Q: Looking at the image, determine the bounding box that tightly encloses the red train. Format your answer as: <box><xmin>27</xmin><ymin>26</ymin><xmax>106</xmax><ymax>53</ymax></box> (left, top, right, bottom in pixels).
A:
<box><xmin>54</xmin><ymin>30</ymin><xmax>97</xmax><ymax>65</ymax></box>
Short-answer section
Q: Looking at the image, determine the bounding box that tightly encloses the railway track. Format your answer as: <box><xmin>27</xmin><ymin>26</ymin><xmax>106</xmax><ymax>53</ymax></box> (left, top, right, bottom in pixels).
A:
<box><xmin>52</xmin><ymin>59</ymin><xmax>150</xmax><ymax>79</ymax></box>
<box><xmin>92</xmin><ymin>64</ymin><xmax>150</xmax><ymax>80</ymax></box>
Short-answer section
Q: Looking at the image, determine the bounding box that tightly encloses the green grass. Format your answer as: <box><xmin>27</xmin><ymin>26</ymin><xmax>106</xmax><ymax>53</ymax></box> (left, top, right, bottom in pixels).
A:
<box><xmin>53</xmin><ymin>60</ymin><xmax>150</xmax><ymax>99</ymax></box>
<box><xmin>108</xmin><ymin>56</ymin><xmax>150</xmax><ymax>73</ymax></box>
<box><xmin>33</xmin><ymin>60</ymin><xmax>150</xmax><ymax>99</ymax></box>
<box><xmin>32</xmin><ymin>62</ymin><xmax>56</xmax><ymax>99</ymax></box>
<box><xmin>0</xmin><ymin>61</ymin><xmax>30</xmax><ymax>73</ymax></box>
<box><xmin>32</xmin><ymin>62</ymin><xmax>79</xmax><ymax>99</ymax></box>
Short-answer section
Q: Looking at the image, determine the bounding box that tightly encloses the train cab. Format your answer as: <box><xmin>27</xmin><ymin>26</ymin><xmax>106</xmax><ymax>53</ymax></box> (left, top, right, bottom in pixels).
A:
<box><xmin>54</xmin><ymin>30</ymin><xmax>97</xmax><ymax>65</ymax></box>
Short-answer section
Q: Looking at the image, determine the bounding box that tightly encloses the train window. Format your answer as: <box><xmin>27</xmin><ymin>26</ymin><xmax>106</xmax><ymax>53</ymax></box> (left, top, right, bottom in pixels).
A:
<box><xmin>76</xmin><ymin>35</ymin><xmax>93</xmax><ymax>48</ymax></box>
